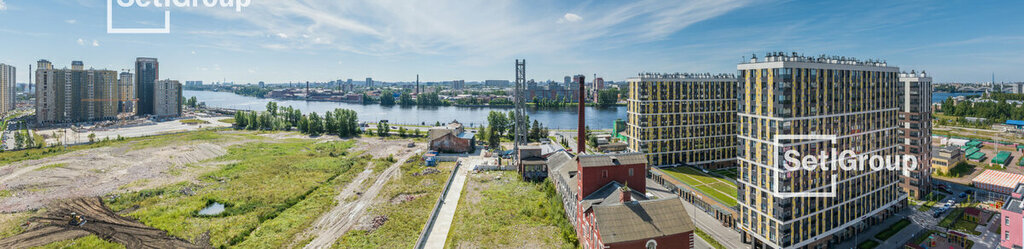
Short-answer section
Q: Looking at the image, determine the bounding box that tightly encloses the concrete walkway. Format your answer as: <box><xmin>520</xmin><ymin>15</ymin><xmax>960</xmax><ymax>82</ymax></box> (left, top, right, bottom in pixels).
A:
<box><xmin>421</xmin><ymin>157</ymin><xmax>474</xmax><ymax>248</ymax></box>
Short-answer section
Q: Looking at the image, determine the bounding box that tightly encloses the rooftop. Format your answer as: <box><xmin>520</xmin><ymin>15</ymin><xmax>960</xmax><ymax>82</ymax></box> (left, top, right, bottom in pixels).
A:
<box><xmin>578</xmin><ymin>153</ymin><xmax>647</xmax><ymax>168</ymax></box>
<box><xmin>972</xmin><ymin>170</ymin><xmax>1024</xmax><ymax>190</ymax></box>
<box><xmin>591</xmin><ymin>198</ymin><xmax>695</xmax><ymax>244</ymax></box>
<box><xmin>741</xmin><ymin>52</ymin><xmax>891</xmax><ymax>67</ymax></box>
<box><xmin>633</xmin><ymin>72</ymin><xmax>736</xmax><ymax>80</ymax></box>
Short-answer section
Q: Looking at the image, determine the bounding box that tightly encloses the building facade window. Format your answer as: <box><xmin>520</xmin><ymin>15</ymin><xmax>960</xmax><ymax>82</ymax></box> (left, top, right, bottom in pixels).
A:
<box><xmin>646</xmin><ymin>240</ymin><xmax>657</xmax><ymax>249</ymax></box>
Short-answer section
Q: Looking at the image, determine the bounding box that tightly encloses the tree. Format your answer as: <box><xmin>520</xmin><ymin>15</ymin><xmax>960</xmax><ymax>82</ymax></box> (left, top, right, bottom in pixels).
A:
<box><xmin>266</xmin><ymin>102</ymin><xmax>278</xmax><ymax>116</ymax></box>
<box><xmin>88</xmin><ymin>133</ymin><xmax>96</xmax><ymax>143</ymax></box>
<box><xmin>398</xmin><ymin>127</ymin><xmax>407</xmax><ymax>137</ymax></box>
<box><xmin>380</xmin><ymin>91</ymin><xmax>396</xmax><ymax>105</ymax></box>
<box><xmin>487</xmin><ymin>126</ymin><xmax>501</xmax><ymax>150</ymax></box>
<box><xmin>399</xmin><ymin>93</ymin><xmax>414</xmax><ymax>106</ymax></box>
<box><xmin>597</xmin><ymin>89</ymin><xmax>618</xmax><ymax>107</ymax></box>
<box><xmin>377</xmin><ymin>121</ymin><xmax>390</xmax><ymax>137</ymax></box>
<box><xmin>530</xmin><ymin>120</ymin><xmax>543</xmax><ymax>142</ymax></box>
<box><xmin>308</xmin><ymin>112</ymin><xmax>324</xmax><ymax>136</ymax></box>
<box><xmin>413</xmin><ymin>128</ymin><xmax>421</xmax><ymax>137</ymax></box>
<box><xmin>487</xmin><ymin>111</ymin><xmax>509</xmax><ymax>137</ymax></box>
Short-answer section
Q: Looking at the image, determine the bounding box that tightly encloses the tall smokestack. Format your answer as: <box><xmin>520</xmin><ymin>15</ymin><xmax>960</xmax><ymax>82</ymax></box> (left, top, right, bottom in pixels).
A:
<box><xmin>577</xmin><ymin>75</ymin><xmax>586</xmax><ymax>154</ymax></box>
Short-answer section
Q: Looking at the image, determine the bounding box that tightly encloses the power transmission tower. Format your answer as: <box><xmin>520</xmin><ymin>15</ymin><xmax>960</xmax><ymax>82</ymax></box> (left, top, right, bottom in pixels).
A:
<box><xmin>514</xmin><ymin>60</ymin><xmax>527</xmax><ymax>161</ymax></box>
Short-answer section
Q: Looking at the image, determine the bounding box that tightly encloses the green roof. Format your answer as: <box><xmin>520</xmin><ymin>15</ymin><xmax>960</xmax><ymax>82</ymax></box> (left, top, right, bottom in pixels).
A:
<box><xmin>965</xmin><ymin>147</ymin><xmax>980</xmax><ymax>156</ymax></box>
<box><xmin>967</xmin><ymin>141</ymin><xmax>983</xmax><ymax>147</ymax></box>
<box><xmin>968</xmin><ymin>152</ymin><xmax>986</xmax><ymax>160</ymax></box>
<box><xmin>1017</xmin><ymin>144</ymin><xmax>1024</xmax><ymax>150</ymax></box>
<box><xmin>993</xmin><ymin>151</ymin><xmax>1012</xmax><ymax>164</ymax></box>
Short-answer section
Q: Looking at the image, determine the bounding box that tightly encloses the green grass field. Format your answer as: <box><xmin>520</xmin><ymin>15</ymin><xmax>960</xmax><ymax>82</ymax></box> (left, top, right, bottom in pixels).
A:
<box><xmin>445</xmin><ymin>172</ymin><xmax>575</xmax><ymax>249</ymax></box>
<box><xmin>105</xmin><ymin>138</ymin><xmax>366</xmax><ymax>248</ymax></box>
<box><xmin>333</xmin><ymin>156</ymin><xmax>450</xmax><ymax>248</ymax></box>
<box><xmin>661</xmin><ymin>166</ymin><xmax>738</xmax><ymax>207</ymax></box>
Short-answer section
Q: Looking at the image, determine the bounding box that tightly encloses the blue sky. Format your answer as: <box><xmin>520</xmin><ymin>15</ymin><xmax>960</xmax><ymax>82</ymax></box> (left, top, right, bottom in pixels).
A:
<box><xmin>0</xmin><ymin>0</ymin><xmax>1022</xmax><ymax>84</ymax></box>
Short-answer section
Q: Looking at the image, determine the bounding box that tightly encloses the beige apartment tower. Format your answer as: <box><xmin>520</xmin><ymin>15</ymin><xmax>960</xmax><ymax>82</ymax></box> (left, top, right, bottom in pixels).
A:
<box><xmin>626</xmin><ymin>73</ymin><xmax>737</xmax><ymax>169</ymax></box>
<box><xmin>0</xmin><ymin>63</ymin><xmax>15</xmax><ymax>114</ymax></box>
<box><xmin>737</xmin><ymin>53</ymin><xmax>904</xmax><ymax>249</ymax></box>
<box><xmin>154</xmin><ymin>79</ymin><xmax>182</xmax><ymax>118</ymax></box>
<box><xmin>898</xmin><ymin>71</ymin><xmax>933</xmax><ymax>199</ymax></box>
<box><xmin>35</xmin><ymin>60</ymin><xmax>119</xmax><ymax>124</ymax></box>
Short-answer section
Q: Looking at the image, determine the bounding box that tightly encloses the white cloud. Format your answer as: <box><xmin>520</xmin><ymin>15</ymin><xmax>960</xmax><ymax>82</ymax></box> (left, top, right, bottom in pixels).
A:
<box><xmin>185</xmin><ymin>0</ymin><xmax>751</xmax><ymax>60</ymax></box>
<box><xmin>559</xmin><ymin>13</ymin><xmax>582</xmax><ymax>23</ymax></box>
<box><xmin>92</xmin><ymin>40</ymin><xmax>100</xmax><ymax>47</ymax></box>
<box><xmin>66</xmin><ymin>19</ymin><xmax>77</xmax><ymax>24</ymax></box>
<box><xmin>0</xmin><ymin>0</ymin><xmax>6</xmax><ymax>11</ymax></box>
<box><xmin>77</xmin><ymin>38</ymin><xmax>85</xmax><ymax>46</ymax></box>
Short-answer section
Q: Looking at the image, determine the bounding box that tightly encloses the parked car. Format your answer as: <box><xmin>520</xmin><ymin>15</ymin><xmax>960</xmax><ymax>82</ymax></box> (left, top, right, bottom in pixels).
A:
<box><xmin>959</xmin><ymin>192</ymin><xmax>968</xmax><ymax>199</ymax></box>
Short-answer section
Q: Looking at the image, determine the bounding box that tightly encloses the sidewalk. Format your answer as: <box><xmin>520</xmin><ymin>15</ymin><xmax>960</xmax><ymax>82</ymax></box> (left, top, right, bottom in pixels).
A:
<box><xmin>422</xmin><ymin>158</ymin><xmax>473</xmax><ymax>248</ymax></box>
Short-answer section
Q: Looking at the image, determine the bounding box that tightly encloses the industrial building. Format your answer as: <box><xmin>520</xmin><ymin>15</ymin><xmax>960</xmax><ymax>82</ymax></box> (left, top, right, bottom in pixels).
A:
<box><xmin>898</xmin><ymin>70</ymin><xmax>933</xmax><ymax>199</ymax></box>
<box><xmin>35</xmin><ymin>60</ymin><xmax>120</xmax><ymax>123</ymax></box>
<box><xmin>737</xmin><ymin>53</ymin><xmax>904</xmax><ymax>248</ymax></box>
<box><xmin>427</xmin><ymin>121</ymin><xmax>475</xmax><ymax>153</ymax></box>
<box><xmin>625</xmin><ymin>73</ymin><xmax>737</xmax><ymax>169</ymax></box>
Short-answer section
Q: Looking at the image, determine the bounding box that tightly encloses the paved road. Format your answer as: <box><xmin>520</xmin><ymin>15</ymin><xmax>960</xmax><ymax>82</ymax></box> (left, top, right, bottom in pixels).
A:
<box><xmin>422</xmin><ymin>156</ymin><xmax>479</xmax><ymax>248</ymax></box>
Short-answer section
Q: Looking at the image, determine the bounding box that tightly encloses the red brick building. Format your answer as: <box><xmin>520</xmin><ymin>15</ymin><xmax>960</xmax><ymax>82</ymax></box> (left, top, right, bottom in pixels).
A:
<box><xmin>427</xmin><ymin>121</ymin><xmax>475</xmax><ymax>153</ymax></box>
<box><xmin>550</xmin><ymin>152</ymin><xmax>695</xmax><ymax>249</ymax></box>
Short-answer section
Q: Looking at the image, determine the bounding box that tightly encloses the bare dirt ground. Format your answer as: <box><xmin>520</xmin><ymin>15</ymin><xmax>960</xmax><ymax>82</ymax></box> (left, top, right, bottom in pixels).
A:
<box><xmin>0</xmin><ymin>136</ymin><xmax>254</xmax><ymax>213</ymax></box>
<box><xmin>294</xmin><ymin>137</ymin><xmax>424</xmax><ymax>249</ymax></box>
<box><xmin>0</xmin><ymin>197</ymin><xmax>209</xmax><ymax>249</ymax></box>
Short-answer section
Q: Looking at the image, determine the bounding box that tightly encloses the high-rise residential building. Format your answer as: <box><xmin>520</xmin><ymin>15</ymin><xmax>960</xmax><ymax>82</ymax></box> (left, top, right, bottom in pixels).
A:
<box><xmin>71</xmin><ymin>61</ymin><xmax>84</xmax><ymax>70</ymax></box>
<box><xmin>898</xmin><ymin>70</ymin><xmax>933</xmax><ymax>199</ymax></box>
<box><xmin>737</xmin><ymin>53</ymin><xmax>903</xmax><ymax>249</ymax></box>
<box><xmin>135</xmin><ymin>57</ymin><xmax>159</xmax><ymax>116</ymax></box>
<box><xmin>626</xmin><ymin>73</ymin><xmax>737</xmax><ymax>169</ymax></box>
<box><xmin>154</xmin><ymin>79</ymin><xmax>182</xmax><ymax>118</ymax></box>
<box><xmin>119</xmin><ymin>72</ymin><xmax>135</xmax><ymax>114</ymax></box>
<box><xmin>35</xmin><ymin>61</ymin><xmax>119</xmax><ymax>123</ymax></box>
<box><xmin>452</xmin><ymin>80</ymin><xmax>465</xmax><ymax>90</ymax></box>
<box><xmin>591</xmin><ymin>77</ymin><xmax>605</xmax><ymax>103</ymax></box>
<box><xmin>366</xmin><ymin>77</ymin><xmax>373</xmax><ymax>87</ymax></box>
<box><xmin>0</xmin><ymin>63</ymin><xmax>16</xmax><ymax>114</ymax></box>
<box><xmin>564</xmin><ymin>76</ymin><xmax>572</xmax><ymax>86</ymax></box>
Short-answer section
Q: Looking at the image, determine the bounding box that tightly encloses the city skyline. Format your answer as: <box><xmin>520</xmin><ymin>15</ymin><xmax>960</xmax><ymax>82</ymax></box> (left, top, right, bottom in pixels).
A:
<box><xmin>0</xmin><ymin>0</ymin><xmax>1021</xmax><ymax>84</ymax></box>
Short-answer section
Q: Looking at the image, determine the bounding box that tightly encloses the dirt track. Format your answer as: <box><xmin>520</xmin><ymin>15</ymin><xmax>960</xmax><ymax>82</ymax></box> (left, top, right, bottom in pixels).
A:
<box><xmin>0</xmin><ymin>135</ymin><xmax>251</xmax><ymax>213</ymax></box>
<box><xmin>0</xmin><ymin>197</ymin><xmax>210</xmax><ymax>249</ymax></box>
<box><xmin>296</xmin><ymin>137</ymin><xmax>423</xmax><ymax>249</ymax></box>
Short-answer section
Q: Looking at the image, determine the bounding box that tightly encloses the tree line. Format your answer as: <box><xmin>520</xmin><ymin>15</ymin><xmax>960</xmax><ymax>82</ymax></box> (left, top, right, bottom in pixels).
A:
<box><xmin>478</xmin><ymin>110</ymin><xmax>550</xmax><ymax>150</ymax></box>
<box><xmin>233</xmin><ymin>102</ymin><xmax>360</xmax><ymax>137</ymax></box>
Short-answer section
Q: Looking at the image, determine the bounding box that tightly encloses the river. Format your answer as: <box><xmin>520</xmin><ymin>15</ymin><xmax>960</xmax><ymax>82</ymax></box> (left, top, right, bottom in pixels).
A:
<box><xmin>184</xmin><ymin>90</ymin><xmax>626</xmax><ymax>129</ymax></box>
<box><xmin>932</xmin><ymin>92</ymin><xmax>981</xmax><ymax>103</ymax></box>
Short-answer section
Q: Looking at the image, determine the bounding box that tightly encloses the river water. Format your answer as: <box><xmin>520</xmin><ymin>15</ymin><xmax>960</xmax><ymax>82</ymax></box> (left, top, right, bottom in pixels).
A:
<box><xmin>184</xmin><ymin>90</ymin><xmax>626</xmax><ymax>129</ymax></box>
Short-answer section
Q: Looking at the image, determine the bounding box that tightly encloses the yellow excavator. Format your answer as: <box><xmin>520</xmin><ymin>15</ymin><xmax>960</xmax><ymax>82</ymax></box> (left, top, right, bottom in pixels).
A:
<box><xmin>68</xmin><ymin>212</ymin><xmax>86</xmax><ymax>226</ymax></box>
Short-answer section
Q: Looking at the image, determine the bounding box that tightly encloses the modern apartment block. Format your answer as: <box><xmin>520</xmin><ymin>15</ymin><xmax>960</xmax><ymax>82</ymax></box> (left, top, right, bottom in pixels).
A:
<box><xmin>737</xmin><ymin>53</ymin><xmax>904</xmax><ymax>249</ymax></box>
<box><xmin>135</xmin><ymin>57</ymin><xmax>159</xmax><ymax>116</ymax></box>
<box><xmin>153</xmin><ymin>79</ymin><xmax>182</xmax><ymax>118</ymax></box>
<box><xmin>119</xmin><ymin>72</ymin><xmax>135</xmax><ymax>114</ymax></box>
<box><xmin>0</xmin><ymin>63</ymin><xmax>16</xmax><ymax>114</ymax></box>
<box><xmin>898</xmin><ymin>70</ymin><xmax>933</xmax><ymax>199</ymax></box>
<box><xmin>35</xmin><ymin>60</ymin><xmax>119</xmax><ymax>123</ymax></box>
<box><xmin>626</xmin><ymin>73</ymin><xmax>737</xmax><ymax>169</ymax></box>
<box><xmin>1001</xmin><ymin>183</ymin><xmax>1024</xmax><ymax>249</ymax></box>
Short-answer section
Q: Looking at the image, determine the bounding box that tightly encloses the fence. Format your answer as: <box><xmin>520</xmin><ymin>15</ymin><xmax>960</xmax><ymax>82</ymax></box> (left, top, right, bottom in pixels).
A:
<box><xmin>472</xmin><ymin>164</ymin><xmax>516</xmax><ymax>171</ymax></box>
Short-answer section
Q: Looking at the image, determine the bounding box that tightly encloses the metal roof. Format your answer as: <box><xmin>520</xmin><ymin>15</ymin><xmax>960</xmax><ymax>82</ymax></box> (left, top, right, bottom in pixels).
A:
<box><xmin>591</xmin><ymin>198</ymin><xmax>695</xmax><ymax>244</ymax></box>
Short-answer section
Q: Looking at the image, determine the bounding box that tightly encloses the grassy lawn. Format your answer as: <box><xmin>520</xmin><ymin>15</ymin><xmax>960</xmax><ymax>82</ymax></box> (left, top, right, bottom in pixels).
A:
<box><xmin>334</xmin><ymin>155</ymin><xmax>450</xmax><ymax>248</ymax></box>
<box><xmin>105</xmin><ymin>139</ymin><xmax>366</xmax><ymax>248</ymax></box>
<box><xmin>951</xmin><ymin>219</ymin><xmax>981</xmax><ymax>235</ymax></box>
<box><xmin>661</xmin><ymin>166</ymin><xmax>738</xmax><ymax>206</ymax></box>
<box><xmin>32</xmin><ymin>235</ymin><xmax>125</xmax><ymax>249</ymax></box>
<box><xmin>857</xmin><ymin>239</ymin><xmax>879</xmax><ymax>249</ymax></box>
<box><xmin>874</xmin><ymin>218</ymin><xmax>910</xmax><ymax>241</ymax></box>
<box><xmin>218</xmin><ymin>118</ymin><xmax>235</xmax><ymax>124</ymax></box>
<box><xmin>711</xmin><ymin>168</ymin><xmax>738</xmax><ymax>179</ymax></box>
<box><xmin>939</xmin><ymin>208</ymin><xmax>965</xmax><ymax>228</ymax></box>
<box><xmin>445</xmin><ymin>172</ymin><xmax>575</xmax><ymax>248</ymax></box>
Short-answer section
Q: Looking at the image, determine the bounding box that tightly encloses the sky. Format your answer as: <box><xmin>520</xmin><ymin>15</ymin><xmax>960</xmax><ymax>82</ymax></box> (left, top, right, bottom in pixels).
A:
<box><xmin>0</xmin><ymin>0</ymin><xmax>1022</xmax><ymax>84</ymax></box>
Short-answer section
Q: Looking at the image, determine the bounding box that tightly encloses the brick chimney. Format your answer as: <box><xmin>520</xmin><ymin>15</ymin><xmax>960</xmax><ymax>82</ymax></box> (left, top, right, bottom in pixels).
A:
<box><xmin>619</xmin><ymin>185</ymin><xmax>631</xmax><ymax>203</ymax></box>
<box><xmin>577</xmin><ymin>75</ymin><xmax>586</xmax><ymax>154</ymax></box>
